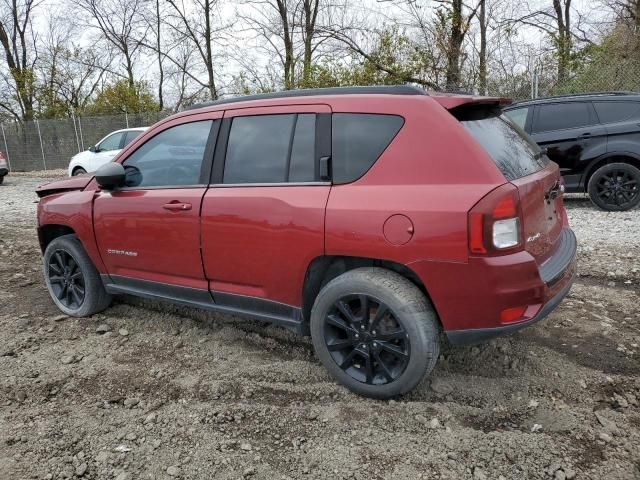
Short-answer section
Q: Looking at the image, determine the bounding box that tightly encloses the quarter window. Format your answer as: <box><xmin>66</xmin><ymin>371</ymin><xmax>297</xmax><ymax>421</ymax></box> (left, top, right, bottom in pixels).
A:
<box><xmin>122</xmin><ymin>121</ymin><xmax>213</xmax><ymax>188</ymax></box>
<box><xmin>503</xmin><ymin>107</ymin><xmax>529</xmax><ymax>130</ymax></box>
<box><xmin>594</xmin><ymin>101</ymin><xmax>640</xmax><ymax>123</ymax></box>
<box><xmin>223</xmin><ymin>114</ymin><xmax>316</xmax><ymax>184</ymax></box>
<box><xmin>332</xmin><ymin>114</ymin><xmax>404</xmax><ymax>184</ymax></box>
<box><xmin>98</xmin><ymin>132</ymin><xmax>124</xmax><ymax>151</ymax></box>
<box><xmin>532</xmin><ymin>102</ymin><xmax>592</xmax><ymax>133</ymax></box>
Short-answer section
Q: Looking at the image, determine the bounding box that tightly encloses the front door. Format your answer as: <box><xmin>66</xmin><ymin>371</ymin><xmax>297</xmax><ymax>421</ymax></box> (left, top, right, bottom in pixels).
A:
<box><xmin>201</xmin><ymin>105</ymin><xmax>332</xmax><ymax>309</ymax></box>
<box><xmin>94</xmin><ymin>116</ymin><xmax>219</xmax><ymax>291</ymax></box>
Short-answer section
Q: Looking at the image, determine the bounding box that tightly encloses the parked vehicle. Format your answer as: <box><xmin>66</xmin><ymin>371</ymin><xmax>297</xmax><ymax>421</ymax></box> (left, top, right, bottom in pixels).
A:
<box><xmin>36</xmin><ymin>86</ymin><xmax>576</xmax><ymax>398</ymax></box>
<box><xmin>0</xmin><ymin>151</ymin><xmax>8</xmax><ymax>185</ymax></box>
<box><xmin>68</xmin><ymin>127</ymin><xmax>148</xmax><ymax>176</ymax></box>
<box><xmin>504</xmin><ymin>92</ymin><xmax>640</xmax><ymax>211</ymax></box>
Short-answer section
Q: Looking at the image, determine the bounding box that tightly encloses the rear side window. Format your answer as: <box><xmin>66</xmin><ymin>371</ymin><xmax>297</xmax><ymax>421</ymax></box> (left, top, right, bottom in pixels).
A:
<box><xmin>123</xmin><ymin>130</ymin><xmax>143</xmax><ymax>147</ymax></box>
<box><xmin>460</xmin><ymin>109</ymin><xmax>547</xmax><ymax>181</ymax></box>
<box><xmin>332</xmin><ymin>114</ymin><xmax>404</xmax><ymax>184</ymax></box>
<box><xmin>594</xmin><ymin>101</ymin><xmax>640</xmax><ymax>123</ymax></box>
<box><xmin>503</xmin><ymin>107</ymin><xmax>529</xmax><ymax>130</ymax></box>
<box><xmin>532</xmin><ymin>102</ymin><xmax>592</xmax><ymax>133</ymax></box>
<box><xmin>223</xmin><ymin>114</ymin><xmax>316</xmax><ymax>184</ymax></box>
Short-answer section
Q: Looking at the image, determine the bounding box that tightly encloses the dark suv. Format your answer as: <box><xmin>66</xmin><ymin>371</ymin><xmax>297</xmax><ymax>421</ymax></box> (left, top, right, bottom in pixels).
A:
<box><xmin>504</xmin><ymin>92</ymin><xmax>640</xmax><ymax>211</ymax></box>
<box><xmin>36</xmin><ymin>86</ymin><xmax>576</xmax><ymax>398</ymax></box>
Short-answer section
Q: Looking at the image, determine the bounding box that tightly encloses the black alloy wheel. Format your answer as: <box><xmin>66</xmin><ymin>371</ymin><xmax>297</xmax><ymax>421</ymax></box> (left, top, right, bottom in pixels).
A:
<box><xmin>588</xmin><ymin>162</ymin><xmax>640</xmax><ymax>211</ymax></box>
<box><xmin>595</xmin><ymin>169</ymin><xmax>639</xmax><ymax>207</ymax></box>
<box><xmin>47</xmin><ymin>249</ymin><xmax>85</xmax><ymax>309</ymax></box>
<box><xmin>323</xmin><ymin>294</ymin><xmax>410</xmax><ymax>385</ymax></box>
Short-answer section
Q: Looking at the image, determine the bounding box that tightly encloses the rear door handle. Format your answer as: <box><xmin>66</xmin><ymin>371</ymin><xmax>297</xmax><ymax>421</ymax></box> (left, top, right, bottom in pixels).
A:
<box><xmin>163</xmin><ymin>202</ymin><xmax>192</xmax><ymax>211</ymax></box>
<box><xmin>578</xmin><ymin>132</ymin><xmax>591</xmax><ymax>138</ymax></box>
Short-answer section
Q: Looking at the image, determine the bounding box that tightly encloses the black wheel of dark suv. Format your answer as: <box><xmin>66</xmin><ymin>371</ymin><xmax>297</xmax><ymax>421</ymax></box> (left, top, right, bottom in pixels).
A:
<box><xmin>310</xmin><ymin>268</ymin><xmax>439</xmax><ymax>399</ymax></box>
<box><xmin>588</xmin><ymin>162</ymin><xmax>640</xmax><ymax>211</ymax></box>
<box><xmin>43</xmin><ymin>234</ymin><xmax>112</xmax><ymax>317</ymax></box>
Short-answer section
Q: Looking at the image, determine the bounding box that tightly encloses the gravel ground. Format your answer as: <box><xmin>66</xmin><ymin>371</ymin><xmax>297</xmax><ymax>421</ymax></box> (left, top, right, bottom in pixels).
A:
<box><xmin>0</xmin><ymin>173</ymin><xmax>639</xmax><ymax>480</ymax></box>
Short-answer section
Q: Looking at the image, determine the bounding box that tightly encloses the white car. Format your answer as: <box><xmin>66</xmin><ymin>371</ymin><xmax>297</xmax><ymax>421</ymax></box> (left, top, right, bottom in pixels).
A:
<box><xmin>68</xmin><ymin>127</ymin><xmax>148</xmax><ymax>176</ymax></box>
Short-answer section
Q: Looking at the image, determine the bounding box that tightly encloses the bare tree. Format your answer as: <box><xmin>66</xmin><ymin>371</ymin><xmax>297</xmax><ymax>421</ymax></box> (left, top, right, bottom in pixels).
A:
<box><xmin>0</xmin><ymin>0</ymin><xmax>39</xmax><ymax>120</ymax></box>
<box><xmin>71</xmin><ymin>0</ymin><xmax>148</xmax><ymax>88</ymax></box>
<box><xmin>166</xmin><ymin>0</ymin><xmax>229</xmax><ymax>100</ymax></box>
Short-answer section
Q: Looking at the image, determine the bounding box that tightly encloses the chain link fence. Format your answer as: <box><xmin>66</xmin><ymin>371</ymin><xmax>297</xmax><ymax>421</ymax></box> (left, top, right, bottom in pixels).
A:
<box><xmin>2</xmin><ymin>63</ymin><xmax>640</xmax><ymax>173</ymax></box>
<box><xmin>0</xmin><ymin>111</ymin><xmax>172</xmax><ymax>172</ymax></box>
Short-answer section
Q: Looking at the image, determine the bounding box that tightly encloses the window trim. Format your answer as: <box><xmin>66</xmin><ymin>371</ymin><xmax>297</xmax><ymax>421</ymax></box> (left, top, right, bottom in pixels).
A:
<box><xmin>114</xmin><ymin>119</ymin><xmax>219</xmax><ymax>191</ymax></box>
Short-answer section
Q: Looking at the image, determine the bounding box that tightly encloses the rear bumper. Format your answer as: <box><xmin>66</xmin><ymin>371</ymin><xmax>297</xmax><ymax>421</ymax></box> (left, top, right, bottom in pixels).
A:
<box><xmin>445</xmin><ymin>271</ymin><xmax>575</xmax><ymax>345</ymax></box>
<box><xmin>409</xmin><ymin>227</ymin><xmax>577</xmax><ymax>346</ymax></box>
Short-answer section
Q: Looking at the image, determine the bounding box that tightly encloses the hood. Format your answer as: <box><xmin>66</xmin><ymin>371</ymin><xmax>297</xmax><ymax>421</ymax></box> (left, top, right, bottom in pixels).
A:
<box><xmin>36</xmin><ymin>174</ymin><xmax>94</xmax><ymax>198</ymax></box>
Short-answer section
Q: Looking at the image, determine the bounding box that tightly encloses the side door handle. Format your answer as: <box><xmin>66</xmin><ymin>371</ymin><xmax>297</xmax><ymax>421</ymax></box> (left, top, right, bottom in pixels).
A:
<box><xmin>163</xmin><ymin>201</ymin><xmax>192</xmax><ymax>211</ymax></box>
<box><xmin>578</xmin><ymin>132</ymin><xmax>591</xmax><ymax>139</ymax></box>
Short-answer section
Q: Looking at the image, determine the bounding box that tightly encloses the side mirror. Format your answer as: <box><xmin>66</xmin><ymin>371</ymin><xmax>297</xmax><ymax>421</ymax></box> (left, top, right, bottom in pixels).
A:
<box><xmin>95</xmin><ymin>162</ymin><xmax>125</xmax><ymax>190</ymax></box>
<box><xmin>89</xmin><ymin>145</ymin><xmax>97</xmax><ymax>153</ymax></box>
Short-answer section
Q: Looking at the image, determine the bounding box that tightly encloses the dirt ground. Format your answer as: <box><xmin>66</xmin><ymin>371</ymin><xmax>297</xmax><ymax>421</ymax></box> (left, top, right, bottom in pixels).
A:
<box><xmin>0</xmin><ymin>173</ymin><xmax>639</xmax><ymax>480</ymax></box>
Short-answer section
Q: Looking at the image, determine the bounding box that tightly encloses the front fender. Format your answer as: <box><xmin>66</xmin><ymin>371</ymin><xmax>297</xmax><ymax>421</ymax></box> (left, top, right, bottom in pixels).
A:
<box><xmin>38</xmin><ymin>190</ymin><xmax>106</xmax><ymax>273</ymax></box>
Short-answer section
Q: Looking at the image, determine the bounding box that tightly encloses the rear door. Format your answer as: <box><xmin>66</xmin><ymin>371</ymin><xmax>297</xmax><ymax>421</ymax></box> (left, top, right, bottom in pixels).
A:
<box><xmin>461</xmin><ymin>110</ymin><xmax>566</xmax><ymax>266</ymax></box>
<box><xmin>530</xmin><ymin>101</ymin><xmax>607</xmax><ymax>189</ymax></box>
<box><xmin>201</xmin><ymin>104</ymin><xmax>331</xmax><ymax>308</ymax></box>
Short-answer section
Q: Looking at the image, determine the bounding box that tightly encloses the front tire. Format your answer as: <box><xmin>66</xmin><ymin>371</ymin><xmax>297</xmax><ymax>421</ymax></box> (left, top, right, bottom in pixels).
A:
<box><xmin>72</xmin><ymin>167</ymin><xmax>87</xmax><ymax>176</ymax></box>
<box><xmin>587</xmin><ymin>162</ymin><xmax>640</xmax><ymax>211</ymax></box>
<box><xmin>310</xmin><ymin>268</ymin><xmax>440</xmax><ymax>399</ymax></box>
<box><xmin>43</xmin><ymin>234</ymin><xmax>111</xmax><ymax>316</ymax></box>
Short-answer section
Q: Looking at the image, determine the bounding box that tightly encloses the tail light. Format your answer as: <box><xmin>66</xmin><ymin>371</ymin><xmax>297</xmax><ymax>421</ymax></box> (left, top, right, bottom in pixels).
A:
<box><xmin>468</xmin><ymin>184</ymin><xmax>523</xmax><ymax>255</ymax></box>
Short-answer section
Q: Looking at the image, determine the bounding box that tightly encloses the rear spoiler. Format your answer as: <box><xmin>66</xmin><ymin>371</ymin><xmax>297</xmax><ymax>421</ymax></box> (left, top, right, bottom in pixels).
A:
<box><xmin>430</xmin><ymin>94</ymin><xmax>512</xmax><ymax>110</ymax></box>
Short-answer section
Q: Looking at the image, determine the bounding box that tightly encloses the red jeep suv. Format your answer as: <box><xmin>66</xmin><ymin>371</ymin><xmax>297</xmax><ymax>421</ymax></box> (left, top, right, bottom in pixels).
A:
<box><xmin>36</xmin><ymin>86</ymin><xmax>576</xmax><ymax>398</ymax></box>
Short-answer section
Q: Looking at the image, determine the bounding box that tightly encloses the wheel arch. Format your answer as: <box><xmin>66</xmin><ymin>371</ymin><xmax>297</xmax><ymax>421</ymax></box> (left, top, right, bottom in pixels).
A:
<box><xmin>583</xmin><ymin>153</ymin><xmax>640</xmax><ymax>191</ymax></box>
<box><xmin>38</xmin><ymin>224</ymin><xmax>76</xmax><ymax>253</ymax></box>
<box><xmin>301</xmin><ymin>255</ymin><xmax>440</xmax><ymax>333</ymax></box>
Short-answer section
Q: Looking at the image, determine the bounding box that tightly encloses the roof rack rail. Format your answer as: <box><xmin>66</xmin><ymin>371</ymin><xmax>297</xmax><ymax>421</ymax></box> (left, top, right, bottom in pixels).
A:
<box><xmin>511</xmin><ymin>91</ymin><xmax>639</xmax><ymax>105</ymax></box>
<box><xmin>184</xmin><ymin>85</ymin><xmax>427</xmax><ymax>111</ymax></box>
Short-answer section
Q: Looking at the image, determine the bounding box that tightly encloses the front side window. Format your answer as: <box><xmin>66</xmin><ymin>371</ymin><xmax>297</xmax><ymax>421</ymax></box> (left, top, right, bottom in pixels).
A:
<box><xmin>97</xmin><ymin>132</ymin><xmax>124</xmax><ymax>152</ymax></box>
<box><xmin>332</xmin><ymin>114</ymin><xmax>404</xmax><ymax>184</ymax></box>
<box><xmin>223</xmin><ymin>114</ymin><xmax>316</xmax><ymax>184</ymax></box>
<box><xmin>532</xmin><ymin>102</ymin><xmax>592</xmax><ymax>133</ymax></box>
<box><xmin>503</xmin><ymin>107</ymin><xmax>529</xmax><ymax>130</ymax></box>
<box><xmin>122</xmin><ymin>121</ymin><xmax>213</xmax><ymax>188</ymax></box>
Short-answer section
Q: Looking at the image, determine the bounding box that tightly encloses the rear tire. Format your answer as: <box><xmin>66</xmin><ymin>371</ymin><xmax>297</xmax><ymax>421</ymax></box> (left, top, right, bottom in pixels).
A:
<box><xmin>310</xmin><ymin>267</ymin><xmax>439</xmax><ymax>399</ymax></box>
<box><xmin>587</xmin><ymin>162</ymin><xmax>640</xmax><ymax>211</ymax></box>
<box><xmin>43</xmin><ymin>234</ymin><xmax>112</xmax><ymax>317</ymax></box>
<box><xmin>72</xmin><ymin>167</ymin><xmax>87</xmax><ymax>176</ymax></box>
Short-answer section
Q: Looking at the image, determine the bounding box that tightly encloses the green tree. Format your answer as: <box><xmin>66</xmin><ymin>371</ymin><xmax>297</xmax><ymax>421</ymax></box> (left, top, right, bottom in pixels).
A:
<box><xmin>88</xmin><ymin>79</ymin><xmax>159</xmax><ymax>115</ymax></box>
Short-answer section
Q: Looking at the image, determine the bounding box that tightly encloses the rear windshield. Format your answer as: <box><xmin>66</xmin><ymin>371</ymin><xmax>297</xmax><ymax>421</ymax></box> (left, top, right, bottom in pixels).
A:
<box><xmin>456</xmin><ymin>107</ymin><xmax>547</xmax><ymax>181</ymax></box>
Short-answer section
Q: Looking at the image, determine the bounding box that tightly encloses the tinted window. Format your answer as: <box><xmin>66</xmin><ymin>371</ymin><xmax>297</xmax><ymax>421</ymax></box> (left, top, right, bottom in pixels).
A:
<box><xmin>289</xmin><ymin>115</ymin><xmax>316</xmax><ymax>182</ymax></box>
<box><xmin>332</xmin><ymin>114</ymin><xmax>404</xmax><ymax>184</ymax></box>
<box><xmin>224</xmin><ymin>114</ymin><xmax>316</xmax><ymax>184</ymax></box>
<box><xmin>98</xmin><ymin>132</ymin><xmax>124</xmax><ymax>151</ymax></box>
<box><xmin>533</xmin><ymin>102</ymin><xmax>591</xmax><ymax>133</ymax></box>
<box><xmin>594</xmin><ymin>101</ymin><xmax>640</xmax><ymax>123</ymax></box>
<box><xmin>504</xmin><ymin>107</ymin><xmax>529</xmax><ymax>130</ymax></box>
<box><xmin>122</xmin><ymin>121</ymin><xmax>213</xmax><ymax>188</ymax></box>
<box><xmin>123</xmin><ymin>130</ymin><xmax>143</xmax><ymax>147</ymax></box>
<box><xmin>462</xmin><ymin>113</ymin><xmax>547</xmax><ymax>181</ymax></box>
